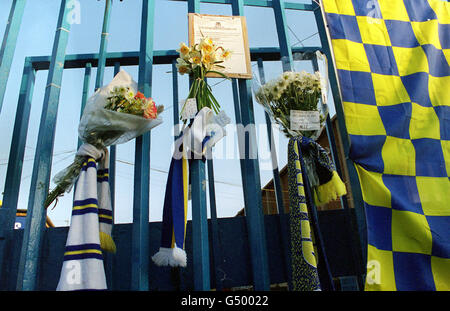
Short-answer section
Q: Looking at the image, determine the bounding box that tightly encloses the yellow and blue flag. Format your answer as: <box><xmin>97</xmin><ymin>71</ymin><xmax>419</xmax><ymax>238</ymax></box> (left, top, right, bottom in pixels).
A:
<box><xmin>322</xmin><ymin>0</ymin><xmax>450</xmax><ymax>290</ymax></box>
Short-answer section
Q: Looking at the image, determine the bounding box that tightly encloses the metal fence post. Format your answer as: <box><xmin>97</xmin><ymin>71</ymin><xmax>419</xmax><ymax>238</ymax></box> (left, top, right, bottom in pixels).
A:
<box><xmin>110</xmin><ymin>62</ymin><xmax>120</xmax><ymax>216</ymax></box>
<box><xmin>16</xmin><ymin>0</ymin><xmax>71</xmax><ymax>291</ymax></box>
<box><xmin>0</xmin><ymin>0</ymin><xmax>27</xmax><ymax>113</ymax></box>
<box><xmin>231</xmin><ymin>0</ymin><xmax>271</xmax><ymax>291</ymax></box>
<box><xmin>94</xmin><ymin>0</ymin><xmax>112</xmax><ymax>91</ymax></box>
<box><xmin>0</xmin><ymin>58</ymin><xmax>35</xmax><ymax>289</ymax></box>
<box><xmin>272</xmin><ymin>0</ymin><xmax>294</xmax><ymax>71</ymax></box>
<box><xmin>256</xmin><ymin>58</ymin><xmax>292</xmax><ymax>289</ymax></box>
<box><xmin>187</xmin><ymin>0</ymin><xmax>211</xmax><ymax>291</ymax></box>
<box><xmin>131</xmin><ymin>0</ymin><xmax>156</xmax><ymax>291</ymax></box>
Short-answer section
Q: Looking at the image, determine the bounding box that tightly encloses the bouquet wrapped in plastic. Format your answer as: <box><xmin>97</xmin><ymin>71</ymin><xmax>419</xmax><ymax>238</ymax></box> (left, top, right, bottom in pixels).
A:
<box><xmin>253</xmin><ymin>67</ymin><xmax>347</xmax><ymax>206</ymax></box>
<box><xmin>44</xmin><ymin>70</ymin><xmax>164</xmax><ymax>208</ymax></box>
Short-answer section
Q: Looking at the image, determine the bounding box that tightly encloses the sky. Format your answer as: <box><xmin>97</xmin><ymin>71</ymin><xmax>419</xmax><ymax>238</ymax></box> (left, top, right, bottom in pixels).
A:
<box><xmin>0</xmin><ymin>0</ymin><xmax>332</xmax><ymax>227</ymax></box>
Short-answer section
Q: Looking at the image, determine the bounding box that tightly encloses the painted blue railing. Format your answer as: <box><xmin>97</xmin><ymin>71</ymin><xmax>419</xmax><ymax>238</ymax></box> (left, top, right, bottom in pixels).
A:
<box><xmin>0</xmin><ymin>0</ymin><xmax>366</xmax><ymax>291</ymax></box>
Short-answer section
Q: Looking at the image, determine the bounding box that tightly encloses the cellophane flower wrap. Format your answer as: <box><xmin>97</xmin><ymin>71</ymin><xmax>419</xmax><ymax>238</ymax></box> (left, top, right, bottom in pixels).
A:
<box><xmin>44</xmin><ymin>70</ymin><xmax>164</xmax><ymax>208</ymax></box>
<box><xmin>176</xmin><ymin>37</ymin><xmax>231</xmax><ymax>115</ymax></box>
<box><xmin>254</xmin><ymin>70</ymin><xmax>329</xmax><ymax>140</ymax></box>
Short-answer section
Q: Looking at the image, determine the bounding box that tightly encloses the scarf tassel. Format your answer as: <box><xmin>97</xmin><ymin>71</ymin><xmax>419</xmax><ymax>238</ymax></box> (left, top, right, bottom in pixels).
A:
<box><xmin>152</xmin><ymin>244</ymin><xmax>187</xmax><ymax>267</ymax></box>
<box><xmin>314</xmin><ymin>171</ymin><xmax>347</xmax><ymax>207</ymax></box>
<box><xmin>99</xmin><ymin>231</ymin><xmax>116</xmax><ymax>253</ymax></box>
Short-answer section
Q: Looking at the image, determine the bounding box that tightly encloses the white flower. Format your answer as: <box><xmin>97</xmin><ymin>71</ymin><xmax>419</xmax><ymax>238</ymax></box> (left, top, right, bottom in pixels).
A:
<box><xmin>125</xmin><ymin>90</ymin><xmax>135</xmax><ymax>101</ymax></box>
<box><xmin>281</xmin><ymin>71</ymin><xmax>294</xmax><ymax>81</ymax></box>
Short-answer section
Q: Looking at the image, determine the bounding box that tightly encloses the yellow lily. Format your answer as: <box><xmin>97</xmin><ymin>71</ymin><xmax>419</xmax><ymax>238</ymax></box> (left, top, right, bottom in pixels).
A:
<box><xmin>177</xmin><ymin>42</ymin><xmax>190</xmax><ymax>56</ymax></box>
<box><xmin>189</xmin><ymin>50</ymin><xmax>202</xmax><ymax>67</ymax></box>
<box><xmin>201</xmin><ymin>53</ymin><xmax>215</xmax><ymax>65</ymax></box>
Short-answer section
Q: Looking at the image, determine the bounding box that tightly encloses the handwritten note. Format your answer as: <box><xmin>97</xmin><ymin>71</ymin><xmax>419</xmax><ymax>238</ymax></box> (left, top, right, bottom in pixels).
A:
<box><xmin>290</xmin><ymin>110</ymin><xmax>320</xmax><ymax>131</ymax></box>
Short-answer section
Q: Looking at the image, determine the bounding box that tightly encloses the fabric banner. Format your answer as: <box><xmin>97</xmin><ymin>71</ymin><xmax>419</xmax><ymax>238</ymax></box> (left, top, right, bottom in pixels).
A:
<box><xmin>322</xmin><ymin>0</ymin><xmax>450</xmax><ymax>290</ymax></box>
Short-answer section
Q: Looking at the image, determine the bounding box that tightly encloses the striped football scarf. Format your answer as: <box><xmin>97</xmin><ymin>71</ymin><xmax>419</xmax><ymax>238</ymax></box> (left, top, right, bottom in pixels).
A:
<box><xmin>57</xmin><ymin>144</ymin><xmax>115</xmax><ymax>291</ymax></box>
<box><xmin>288</xmin><ymin>136</ymin><xmax>346</xmax><ymax>291</ymax></box>
<box><xmin>152</xmin><ymin>107</ymin><xmax>228</xmax><ymax>267</ymax></box>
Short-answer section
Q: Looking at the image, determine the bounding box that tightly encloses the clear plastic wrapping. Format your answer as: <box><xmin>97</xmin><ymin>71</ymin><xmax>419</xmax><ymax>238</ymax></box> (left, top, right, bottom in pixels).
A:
<box><xmin>79</xmin><ymin>70</ymin><xmax>163</xmax><ymax>147</ymax></box>
<box><xmin>45</xmin><ymin>71</ymin><xmax>163</xmax><ymax>208</ymax></box>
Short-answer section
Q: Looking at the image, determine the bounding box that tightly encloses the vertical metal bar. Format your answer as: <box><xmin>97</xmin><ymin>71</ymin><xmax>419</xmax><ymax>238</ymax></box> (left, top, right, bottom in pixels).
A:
<box><xmin>93</xmin><ymin>3</ymin><xmax>113</xmax><ymax>289</ymax></box>
<box><xmin>237</xmin><ymin>79</ymin><xmax>271</xmax><ymax>291</ymax></box>
<box><xmin>0</xmin><ymin>0</ymin><xmax>27</xmax><ymax>113</ymax></box>
<box><xmin>231</xmin><ymin>0</ymin><xmax>270</xmax><ymax>291</ymax></box>
<box><xmin>0</xmin><ymin>59</ymin><xmax>35</xmax><ymax>289</ymax></box>
<box><xmin>203</xmin><ymin>78</ymin><xmax>222</xmax><ymax>290</ymax></box>
<box><xmin>190</xmin><ymin>159</ymin><xmax>210</xmax><ymax>291</ymax></box>
<box><xmin>188</xmin><ymin>0</ymin><xmax>201</xmax><ymax>13</ymax></box>
<box><xmin>73</xmin><ymin>62</ymin><xmax>92</xmax><ymax>212</ymax></box>
<box><xmin>77</xmin><ymin>63</ymin><xmax>92</xmax><ymax>148</ymax></box>
<box><xmin>256</xmin><ymin>58</ymin><xmax>292</xmax><ymax>289</ymax></box>
<box><xmin>16</xmin><ymin>0</ymin><xmax>71</xmax><ymax>291</ymax></box>
<box><xmin>172</xmin><ymin>60</ymin><xmax>180</xmax><ymax>140</ymax></box>
<box><xmin>110</xmin><ymin>62</ymin><xmax>120</xmax><ymax>212</ymax></box>
<box><xmin>131</xmin><ymin>0</ymin><xmax>155</xmax><ymax>291</ymax></box>
<box><xmin>231</xmin><ymin>78</ymin><xmax>248</xmax><ymax>212</ymax></box>
<box><xmin>256</xmin><ymin>58</ymin><xmax>285</xmax><ymax>214</ymax></box>
<box><xmin>188</xmin><ymin>0</ymin><xmax>211</xmax><ymax>291</ymax></box>
<box><xmin>206</xmin><ymin>158</ymin><xmax>224</xmax><ymax>291</ymax></box>
<box><xmin>94</xmin><ymin>0</ymin><xmax>112</xmax><ymax>91</ymax></box>
<box><xmin>104</xmin><ymin>62</ymin><xmax>120</xmax><ymax>291</ymax></box>
<box><xmin>313</xmin><ymin>1</ymin><xmax>366</xmax><ymax>288</ymax></box>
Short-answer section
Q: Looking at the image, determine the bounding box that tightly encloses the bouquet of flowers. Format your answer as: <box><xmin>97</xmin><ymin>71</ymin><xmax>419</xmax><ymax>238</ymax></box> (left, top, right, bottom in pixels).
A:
<box><xmin>44</xmin><ymin>70</ymin><xmax>164</xmax><ymax>208</ymax></box>
<box><xmin>176</xmin><ymin>37</ymin><xmax>231</xmax><ymax>115</ymax></box>
<box><xmin>254</xmin><ymin>70</ymin><xmax>328</xmax><ymax>140</ymax></box>
<box><xmin>104</xmin><ymin>86</ymin><xmax>159</xmax><ymax>119</ymax></box>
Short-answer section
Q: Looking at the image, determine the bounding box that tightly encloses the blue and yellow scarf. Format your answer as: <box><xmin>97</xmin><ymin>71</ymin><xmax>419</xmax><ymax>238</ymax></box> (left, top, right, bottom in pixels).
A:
<box><xmin>288</xmin><ymin>136</ymin><xmax>346</xmax><ymax>290</ymax></box>
<box><xmin>152</xmin><ymin>150</ymin><xmax>190</xmax><ymax>267</ymax></box>
<box><xmin>152</xmin><ymin>107</ymin><xmax>228</xmax><ymax>268</ymax></box>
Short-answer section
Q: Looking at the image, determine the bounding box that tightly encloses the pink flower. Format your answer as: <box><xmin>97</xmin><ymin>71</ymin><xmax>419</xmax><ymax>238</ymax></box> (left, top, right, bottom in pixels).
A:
<box><xmin>143</xmin><ymin>98</ymin><xmax>157</xmax><ymax>119</ymax></box>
